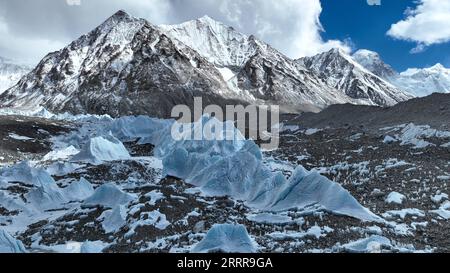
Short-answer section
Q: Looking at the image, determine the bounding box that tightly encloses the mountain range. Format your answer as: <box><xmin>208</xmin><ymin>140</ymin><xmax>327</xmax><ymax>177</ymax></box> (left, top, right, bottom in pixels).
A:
<box><xmin>0</xmin><ymin>11</ymin><xmax>449</xmax><ymax>117</ymax></box>
<box><xmin>353</xmin><ymin>49</ymin><xmax>450</xmax><ymax>98</ymax></box>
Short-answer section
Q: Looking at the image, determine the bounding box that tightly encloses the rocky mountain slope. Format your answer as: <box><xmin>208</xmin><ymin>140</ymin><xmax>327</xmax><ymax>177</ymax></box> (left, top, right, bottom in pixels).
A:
<box><xmin>299</xmin><ymin>48</ymin><xmax>413</xmax><ymax>107</ymax></box>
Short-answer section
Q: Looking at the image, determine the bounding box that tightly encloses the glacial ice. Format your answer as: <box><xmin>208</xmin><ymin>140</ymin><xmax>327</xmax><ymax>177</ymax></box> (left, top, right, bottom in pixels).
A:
<box><xmin>86</xmin><ymin>115</ymin><xmax>380</xmax><ymax>221</ymax></box>
<box><xmin>80</xmin><ymin>241</ymin><xmax>107</xmax><ymax>253</ymax></box>
<box><xmin>15</xmin><ymin>114</ymin><xmax>380</xmax><ymax>222</ymax></box>
<box><xmin>71</xmin><ymin>133</ymin><xmax>131</xmax><ymax>164</ymax></box>
<box><xmin>341</xmin><ymin>235</ymin><xmax>392</xmax><ymax>253</ymax></box>
<box><xmin>101</xmin><ymin>205</ymin><xmax>127</xmax><ymax>233</ymax></box>
<box><xmin>43</xmin><ymin>145</ymin><xmax>80</xmax><ymax>161</ymax></box>
<box><xmin>0</xmin><ymin>229</ymin><xmax>27</xmax><ymax>253</ymax></box>
<box><xmin>0</xmin><ymin>161</ymin><xmax>45</xmax><ymax>186</ymax></box>
<box><xmin>385</xmin><ymin>192</ymin><xmax>406</xmax><ymax>205</ymax></box>
<box><xmin>192</xmin><ymin>224</ymin><xmax>256</xmax><ymax>253</ymax></box>
<box><xmin>84</xmin><ymin>183</ymin><xmax>136</xmax><ymax>208</ymax></box>
<box><xmin>63</xmin><ymin>177</ymin><xmax>95</xmax><ymax>201</ymax></box>
<box><xmin>0</xmin><ymin>162</ymin><xmax>67</xmax><ymax>211</ymax></box>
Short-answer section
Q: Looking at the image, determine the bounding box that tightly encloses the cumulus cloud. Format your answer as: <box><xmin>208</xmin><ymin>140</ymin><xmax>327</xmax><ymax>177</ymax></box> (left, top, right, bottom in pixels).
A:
<box><xmin>387</xmin><ymin>0</ymin><xmax>450</xmax><ymax>53</ymax></box>
<box><xmin>0</xmin><ymin>0</ymin><xmax>349</xmax><ymax>63</ymax></box>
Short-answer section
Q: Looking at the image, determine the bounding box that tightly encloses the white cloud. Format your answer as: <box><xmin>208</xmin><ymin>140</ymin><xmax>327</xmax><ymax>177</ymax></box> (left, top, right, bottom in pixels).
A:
<box><xmin>0</xmin><ymin>0</ymin><xmax>349</xmax><ymax>62</ymax></box>
<box><xmin>367</xmin><ymin>0</ymin><xmax>381</xmax><ymax>6</ymax></box>
<box><xmin>387</xmin><ymin>0</ymin><xmax>450</xmax><ymax>52</ymax></box>
<box><xmin>190</xmin><ymin>0</ymin><xmax>350</xmax><ymax>58</ymax></box>
<box><xmin>0</xmin><ymin>17</ymin><xmax>66</xmax><ymax>63</ymax></box>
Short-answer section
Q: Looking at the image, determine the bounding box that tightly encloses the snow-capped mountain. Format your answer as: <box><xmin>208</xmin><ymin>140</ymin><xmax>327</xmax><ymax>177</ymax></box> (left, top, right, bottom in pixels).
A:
<box><xmin>0</xmin><ymin>11</ymin><xmax>238</xmax><ymax>117</ymax></box>
<box><xmin>160</xmin><ymin>15</ymin><xmax>257</xmax><ymax>68</ymax></box>
<box><xmin>391</xmin><ymin>64</ymin><xmax>450</xmax><ymax>97</ymax></box>
<box><xmin>300</xmin><ymin>48</ymin><xmax>413</xmax><ymax>106</ymax></box>
<box><xmin>352</xmin><ymin>49</ymin><xmax>397</xmax><ymax>79</ymax></box>
<box><xmin>0</xmin><ymin>57</ymin><xmax>31</xmax><ymax>95</ymax></box>
<box><xmin>352</xmin><ymin>49</ymin><xmax>450</xmax><ymax>98</ymax></box>
<box><xmin>1</xmin><ymin>11</ymin><xmax>413</xmax><ymax>117</ymax></box>
<box><xmin>161</xmin><ymin>16</ymin><xmax>408</xmax><ymax>109</ymax></box>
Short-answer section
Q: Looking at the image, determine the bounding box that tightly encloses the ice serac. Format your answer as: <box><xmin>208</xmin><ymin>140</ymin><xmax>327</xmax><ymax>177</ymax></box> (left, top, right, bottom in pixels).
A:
<box><xmin>300</xmin><ymin>48</ymin><xmax>413</xmax><ymax>106</ymax></box>
<box><xmin>192</xmin><ymin>224</ymin><xmax>256</xmax><ymax>253</ymax></box>
<box><xmin>0</xmin><ymin>11</ymin><xmax>237</xmax><ymax>118</ymax></box>
<box><xmin>64</xmin><ymin>177</ymin><xmax>95</xmax><ymax>201</ymax></box>
<box><xmin>84</xmin><ymin>183</ymin><xmax>135</xmax><ymax>208</ymax></box>
<box><xmin>391</xmin><ymin>63</ymin><xmax>450</xmax><ymax>97</ymax></box>
<box><xmin>101</xmin><ymin>205</ymin><xmax>127</xmax><ymax>233</ymax></box>
<box><xmin>110</xmin><ymin>115</ymin><xmax>380</xmax><ymax>221</ymax></box>
<box><xmin>0</xmin><ymin>229</ymin><xmax>27</xmax><ymax>253</ymax></box>
<box><xmin>268</xmin><ymin>166</ymin><xmax>380</xmax><ymax>221</ymax></box>
<box><xmin>71</xmin><ymin>134</ymin><xmax>131</xmax><ymax>165</ymax></box>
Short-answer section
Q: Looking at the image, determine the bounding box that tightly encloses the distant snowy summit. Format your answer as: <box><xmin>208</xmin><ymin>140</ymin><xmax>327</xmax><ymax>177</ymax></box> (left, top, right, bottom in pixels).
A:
<box><xmin>352</xmin><ymin>49</ymin><xmax>450</xmax><ymax>98</ymax></box>
<box><xmin>0</xmin><ymin>11</ymin><xmax>420</xmax><ymax>117</ymax></box>
<box><xmin>392</xmin><ymin>63</ymin><xmax>450</xmax><ymax>97</ymax></box>
<box><xmin>300</xmin><ymin>48</ymin><xmax>412</xmax><ymax>107</ymax></box>
<box><xmin>0</xmin><ymin>57</ymin><xmax>31</xmax><ymax>95</ymax></box>
<box><xmin>352</xmin><ymin>49</ymin><xmax>397</xmax><ymax>79</ymax></box>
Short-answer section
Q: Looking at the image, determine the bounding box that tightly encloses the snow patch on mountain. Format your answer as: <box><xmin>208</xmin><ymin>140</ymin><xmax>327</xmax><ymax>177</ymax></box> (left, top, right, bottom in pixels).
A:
<box><xmin>160</xmin><ymin>16</ymin><xmax>257</xmax><ymax>68</ymax></box>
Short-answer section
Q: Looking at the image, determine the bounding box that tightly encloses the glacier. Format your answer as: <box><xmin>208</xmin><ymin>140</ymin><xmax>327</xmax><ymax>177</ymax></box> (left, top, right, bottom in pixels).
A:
<box><xmin>71</xmin><ymin>133</ymin><xmax>131</xmax><ymax>165</ymax></box>
<box><xmin>84</xmin><ymin>183</ymin><xmax>136</xmax><ymax>208</ymax></box>
<box><xmin>0</xmin><ymin>229</ymin><xmax>27</xmax><ymax>253</ymax></box>
<box><xmin>192</xmin><ymin>224</ymin><xmax>256</xmax><ymax>253</ymax></box>
<box><xmin>106</xmin><ymin>115</ymin><xmax>380</xmax><ymax>221</ymax></box>
<box><xmin>63</xmin><ymin>177</ymin><xmax>95</xmax><ymax>201</ymax></box>
<box><xmin>0</xmin><ymin>111</ymin><xmax>380</xmax><ymax>235</ymax></box>
<box><xmin>0</xmin><ymin>162</ymin><xmax>67</xmax><ymax>211</ymax></box>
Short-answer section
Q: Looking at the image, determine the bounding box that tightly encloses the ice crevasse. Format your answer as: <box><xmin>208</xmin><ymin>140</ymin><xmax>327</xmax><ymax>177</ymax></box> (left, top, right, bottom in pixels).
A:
<box><xmin>108</xmin><ymin>115</ymin><xmax>381</xmax><ymax>222</ymax></box>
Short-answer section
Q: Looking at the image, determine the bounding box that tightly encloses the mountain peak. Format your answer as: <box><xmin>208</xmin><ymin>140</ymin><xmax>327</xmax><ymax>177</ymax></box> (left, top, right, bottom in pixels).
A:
<box><xmin>327</xmin><ymin>48</ymin><xmax>345</xmax><ymax>55</ymax></box>
<box><xmin>197</xmin><ymin>15</ymin><xmax>217</xmax><ymax>23</ymax></box>
<box><xmin>353</xmin><ymin>49</ymin><xmax>397</xmax><ymax>79</ymax></box>
<box><xmin>101</xmin><ymin>10</ymin><xmax>135</xmax><ymax>27</ymax></box>
<box><xmin>430</xmin><ymin>63</ymin><xmax>446</xmax><ymax>70</ymax></box>
<box><xmin>111</xmin><ymin>10</ymin><xmax>131</xmax><ymax>19</ymax></box>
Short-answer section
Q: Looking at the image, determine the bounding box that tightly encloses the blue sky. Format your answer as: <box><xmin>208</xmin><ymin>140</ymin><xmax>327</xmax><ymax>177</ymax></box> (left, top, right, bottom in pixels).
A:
<box><xmin>320</xmin><ymin>0</ymin><xmax>450</xmax><ymax>71</ymax></box>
